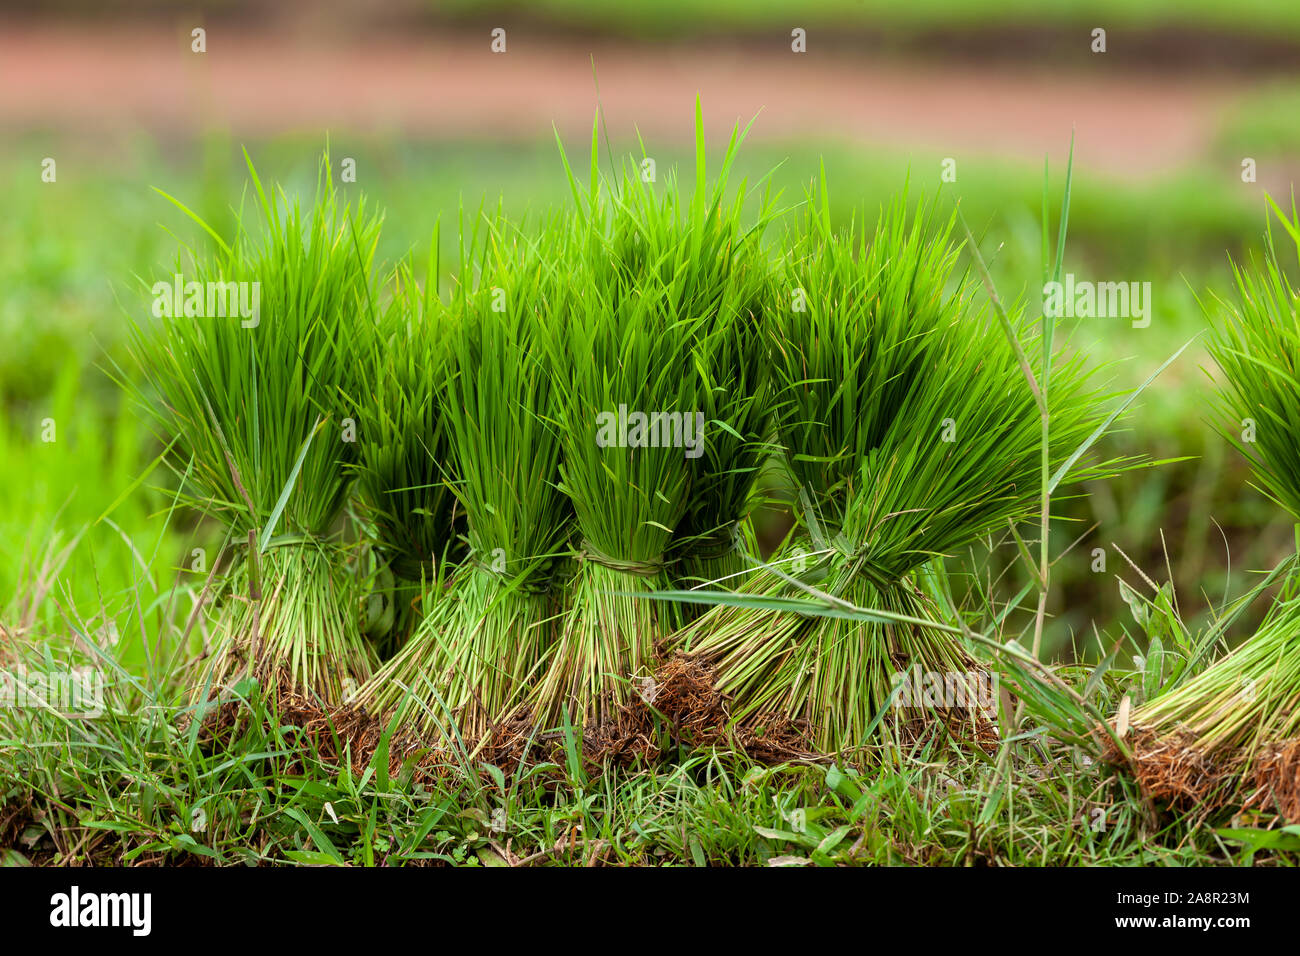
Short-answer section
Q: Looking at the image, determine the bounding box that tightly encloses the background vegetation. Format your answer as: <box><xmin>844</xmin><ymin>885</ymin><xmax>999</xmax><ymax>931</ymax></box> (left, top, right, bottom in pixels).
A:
<box><xmin>2</xmin><ymin>1</ymin><xmax>1299</xmax><ymax>864</ymax></box>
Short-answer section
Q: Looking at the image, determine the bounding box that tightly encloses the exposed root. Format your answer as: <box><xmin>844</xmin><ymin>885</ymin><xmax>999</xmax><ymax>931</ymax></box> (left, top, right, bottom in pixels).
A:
<box><xmin>476</xmin><ymin>654</ymin><xmax>820</xmax><ymax>768</ymax></box>
<box><xmin>1115</xmin><ymin>727</ymin><xmax>1300</xmax><ymax>822</ymax></box>
<box><xmin>647</xmin><ymin>652</ymin><xmax>821</xmax><ymax>762</ymax></box>
<box><xmin>473</xmin><ymin>707</ymin><xmax>555</xmax><ymax>767</ymax></box>
<box><xmin>647</xmin><ymin>653</ymin><xmax>731</xmax><ymax>745</ymax></box>
<box><xmin>638</xmin><ymin>651</ymin><xmax>1000</xmax><ymax>763</ymax></box>
<box><xmin>187</xmin><ymin>646</ymin><xmax>996</xmax><ymax>788</ymax></box>
<box><xmin>1113</xmin><ymin>726</ymin><xmax>1246</xmax><ymax>816</ymax></box>
<box><xmin>580</xmin><ymin>708</ymin><xmax>662</xmax><ymax>767</ymax></box>
<box><xmin>733</xmin><ymin>713</ymin><xmax>820</xmax><ymax>763</ymax></box>
<box><xmin>898</xmin><ymin>707</ymin><xmax>1002</xmax><ymax>755</ymax></box>
<box><xmin>1246</xmin><ymin>738</ymin><xmax>1300</xmax><ymax>821</ymax></box>
<box><xmin>190</xmin><ymin>674</ymin><xmax>449</xmax><ymax>788</ymax></box>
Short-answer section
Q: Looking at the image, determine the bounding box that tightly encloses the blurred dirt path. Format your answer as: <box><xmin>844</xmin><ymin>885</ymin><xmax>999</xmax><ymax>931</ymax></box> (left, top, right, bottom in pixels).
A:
<box><xmin>0</xmin><ymin>23</ymin><xmax>1249</xmax><ymax>177</ymax></box>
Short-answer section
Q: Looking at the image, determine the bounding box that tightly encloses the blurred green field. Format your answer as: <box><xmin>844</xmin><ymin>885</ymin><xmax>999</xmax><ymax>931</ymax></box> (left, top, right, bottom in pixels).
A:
<box><xmin>437</xmin><ymin>0</ymin><xmax>1300</xmax><ymax>41</ymax></box>
<box><xmin>5</xmin><ymin>0</ymin><xmax>1300</xmax><ymax>859</ymax></box>
<box><xmin>1217</xmin><ymin>83</ymin><xmax>1300</xmax><ymax>157</ymax></box>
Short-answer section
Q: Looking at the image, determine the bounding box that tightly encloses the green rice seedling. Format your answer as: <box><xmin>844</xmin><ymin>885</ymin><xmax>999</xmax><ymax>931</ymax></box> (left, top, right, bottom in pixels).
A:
<box><xmin>527</xmin><ymin>112</ymin><xmax>765</xmax><ymax>731</ymax></box>
<box><xmin>666</xmin><ymin>173</ymin><xmax>778</xmax><ymax>594</ymax></box>
<box><xmin>673</xmin><ymin>183</ymin><xmax>1123</xmax><ymax>755</ymax></box>
<box><xmin>356</xmin><ymin>211</ymin><xmax>572</xmax><ymax>742</ymax></box>
<box><xmin>1127</xmin><ymin>198</ymin><xmax>1300</xmax><ymax>818</ymax></box>
<box><xmin>126</xmin><ymin>154</ymin><xmax>381</xmax><ymax>705</ymax></box>
<box><xmin>1208</xmin><ymin>199</ymin><xmax>1300</xmax><ymax>521</ymax></box>
<box><xmin>348</xmin><ymin>238</ymin><xmax>466</xmax><ymax>656</ymax></box>
<box><xmin>666</xmin><ymin>283</ymin><xmax>775</xmax><ymax>594</ymax></box>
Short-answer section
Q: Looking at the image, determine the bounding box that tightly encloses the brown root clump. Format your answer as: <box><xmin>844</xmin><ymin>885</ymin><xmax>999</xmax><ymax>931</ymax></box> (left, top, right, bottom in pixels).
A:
<box><xmin>474</xmin><ymin>708</ymin><xmax>558</xmax><ymax>769</ymax></box>
<box><xmin>479</xmin><ymin>651</ymin><xmax>996</xmax><ymax>771</ymax></box>
<box><xmin>1112</xmin><ymin>726</ymin><xmax>1245</xmax><ymax>815</ymax></box>
<box><xmin>896</xmin><ymin>707</ymin><xmax>1002</xmax><ymax>755</ymax></box>
<box><xmin>478</xmin><ymin>652</ymin><xmax>820</xmax><ymax>770</ymax></box>
<box><xmin>471</xmin><ymin>703</ymin><xmax>657</xmax><ymax>773</ymax></box>
<box><xmin>1110</xmin><ymin>726</ymin><xmax>1300</xmax><ymax>822</ymax></box>
<box><xmin>733</xmin><ymin>713</ymin><xmax>821</xmax><ymax>763</ymax></box>
<box><xmin>648</xmin><ymin>653</ymin><xmax>729</xmax><ymax>745</ymax></box>
<box><xmin>1245</xmin><ymin>738</ymin><xmax>1300</xmax><ymax>821</ymax></box>
<box><xmin>188</xmin><ymin>674</ymin><xmax>450</xmax><ymax>789</ymax></box>
<box><xmin>185</xmin><ymin>649</ymin><xmax>993</xmax><ymax>787</ymax></box>
<box><xmin>648</xmin><ymin>652</ymin><xmax>820</xmax><ymax>763</ymax></box>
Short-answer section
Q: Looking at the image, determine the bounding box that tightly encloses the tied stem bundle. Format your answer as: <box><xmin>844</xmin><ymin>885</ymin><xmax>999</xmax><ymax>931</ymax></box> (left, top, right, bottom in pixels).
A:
<box><xmin>667</xmin><ymin>156</ymin><xmax>778</xmax><ymax>595</ymax></box>
<box><xmin>349</xmin><ymin>239</ymin><xmax>466</xmax><ymax>656</ymax></box>
<box><xmin>1126</xmin><ymin>199</ymin><xmax>1300</xmax><ymax>819</ymax></box>
<box><xmin>128</xmin><ymin>153</ymin><xmax>381</xmax><ymax>705</ymax></box>
<box><xmin>528</xmin><ymin>108</ymin><xmax>762</xmax><ymax>731</ymax></box>
<box><xmin>356</xmin><ymin>211</ymin><xmax>572</xmax><ymax>744</ymax></box>
<box><xmin>677</xmin><ymin>187</ymin><xmax>1123</xmax><ymax>754</ymax></box>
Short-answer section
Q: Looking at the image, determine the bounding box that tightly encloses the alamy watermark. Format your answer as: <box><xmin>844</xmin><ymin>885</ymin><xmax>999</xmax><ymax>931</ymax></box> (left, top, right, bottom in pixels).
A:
<box><xmin>1043</xmin><ymin>273</ymin><xmax>1152</xmax><ymax>328</ymax></box>
<box><xmin>595</xmin><ymin>405</ymin><xmax>705</xmax><ymax>459</ymax></box>
<box><xmin>50</xmin><ymin>886</ymin><xmax>151</xmax><ymax>936</ymax></box>
<box><xmin>151</xmin><ymin>274</ymin><xmax>261</xmax><ymax>328</ymax></box>
<box><xmin>890</xmin><ymin>666</ymin><xmax>999</xmax><ymax>716</ymax></box>
<box><xmin>1</xmin><ymin>666</ymin><xmax>105</xmax><ymax>718</ymax></box>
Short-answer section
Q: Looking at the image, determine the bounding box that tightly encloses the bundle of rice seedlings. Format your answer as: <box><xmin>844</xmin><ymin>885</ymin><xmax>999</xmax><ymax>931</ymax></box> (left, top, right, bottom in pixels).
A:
<box><xmin>667</xmin><ymin>174</ymin><xmax>777</xmax><ymax>593</ymax></box>
<box><xmin>527</xmin><ymin>116</ymin><xmax>760</xmax><ymax>732</ymax></box>
<box><xmin>356</xmin><ymin>212</ymin><xmax>572</xmax><ymax>743</ymax></box>
<box><xmin>128</xmin><ymin>155</ymin><xmax>381</xmax><ymax>704</ymax></box>
<box><xmin>349</xmin><ymin>236</ymin><xmax>465</xmax><ymax>656</ymax></box>
<box><xmin>667</xmin><ymin>280</ymin><xmax>775</xmax><ymax>594</ymax></box>
<box><xmin>674</xmin><ymin>186</ymin><xmax>1120</xmax><ymax>754</ymax></box>
<box><xmin>1125</xmin><ymin>199</ymin><xmax>1300</xmax><ymax>818</ymax></box>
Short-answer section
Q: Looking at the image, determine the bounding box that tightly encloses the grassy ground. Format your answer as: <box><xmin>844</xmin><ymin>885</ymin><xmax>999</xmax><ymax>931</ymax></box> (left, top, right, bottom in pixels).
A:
<box><xmin>1</xmin><ymin>619</ymin><xmax>1284</xmax><ymax>866</ymax></box>
<box><xmin>3</xmin><ymin>126</ymin><xmax>1299</xmax><ymax>865</ymax></box>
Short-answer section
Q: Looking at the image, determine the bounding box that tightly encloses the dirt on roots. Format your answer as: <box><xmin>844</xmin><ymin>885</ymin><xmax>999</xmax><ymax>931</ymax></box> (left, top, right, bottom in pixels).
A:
<box><xmin>1247</xmin><ymin>739</ymin><xmax>1300</xmax><ymax>821</ymax></box>
<box><xmin>192</xmin><ymin>652</ymin><xmax>831</xmax><ymax>781</ymax></box>
<box><xmin>190</xmin><ymin>646</ymin><xmax>1004</xmax><ymax>783</ymax></box>
<box><xmin>434</xmin><ymin>652</ymin><xmax>820</xmax><ymax>771</ymax></box>
<box><xmin>1112</xmin><ymin>726</ymin><xmax>1300</xmax><ymax>822</ymax></box>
